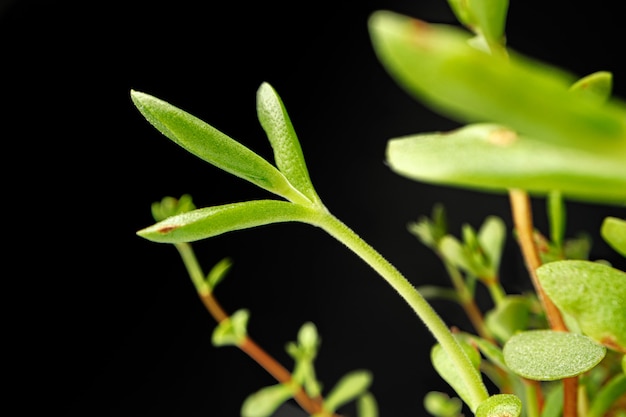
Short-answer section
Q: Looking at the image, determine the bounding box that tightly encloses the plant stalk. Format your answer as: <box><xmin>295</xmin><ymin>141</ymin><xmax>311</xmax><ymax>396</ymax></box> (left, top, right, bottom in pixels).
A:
<box><xmin>315</xmin><ymin>212</ymin><xmax>490</xmax><ymax>411</ymax></box>
<box><xmin>508</xmin><ymin>189</ymin><xmax>577</xmax><ymax>417</ymax></box>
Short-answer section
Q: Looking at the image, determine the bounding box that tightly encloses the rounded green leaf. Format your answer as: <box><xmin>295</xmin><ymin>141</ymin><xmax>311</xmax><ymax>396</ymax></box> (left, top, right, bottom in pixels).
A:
<box><xmin>503</xmin><ymin>330</ymin><xmax>606</xmax><ymax>380</ymax></box>
<box><xmin>356</xmin><ymin>392</ymin><xmax>379</xmax><ymax>417</ymax></box>
<box><xmin>137</xmin><ymin>200</ymin><xmax>319</xmax><ymax>244</ymax></box>
<box><xmin>537</xmin><ymin>260</ymin><xmax>626</xmax><ymax>352</ymax></box>
<box><xmin>368</xmin><ymin>11</ymin><xmax>626</xmax><ymax>155</ymax></box>
<box><xmin>424</xmin><ymin>391</ymin><xmax>463</xmax><ymax>417</ymax></box>
<box><xmin>324</xmin><ymin>370</ymin><xmax>373</xmax><ymax>412</ymax></box>
<box><xmin>131</xmin><ymin>90</ymin><xmax>309</xmax><ymax>205</ymax></box>
<box><xmin>256</xmin><ymin>82</ymin><xmax>321</xmax><ymax>205</ymax></box>
<box><xmin>386</xmin><ymin>123</ymin><xmax>626</xmax><ymax>205</ymax></box>
<box><xmin>475</xmin><ymin>394</ymin><xmax>521</xmax><ymax>417</ymax></box>
<box><xmin>241</xmin><ymin>383</ymin><xmax>294</xmax><ymax>417</ymax></box>
<box><xmin>601</xmin><ymin>217</ymin><xmax>626</xmax><ymax>257</ymax></box>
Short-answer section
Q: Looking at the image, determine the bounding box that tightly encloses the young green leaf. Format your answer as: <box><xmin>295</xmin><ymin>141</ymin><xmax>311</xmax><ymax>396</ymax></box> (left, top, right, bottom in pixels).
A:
<box><xmin>475</xmin><ymin>394</ymin><xmax>521</xmax><ymax>417</ymax></box>
<box><xmin>537</xmin><ymin>260</ymin><xmax>626</xmax><ymax>352</ymax></box>
<box><xmin>447</xmin><ymin>0</ymin><xmax>509</xmax><ymax>48</ymax></box>
<box><xmin>570</xmin><ymin>71</ymin><xmax>613</xmax><ymax>103</ymax></box>
<box><xmin>256</xmin><ymin>82</ymin><xmax>322</xmax><ymax>206</ymax></box>
<box><xmin>477</xmin><ymin>215</ymin><xmax>506</xmax><ymax>275</ymax></box>
<box><xmin>601</xmin><ymin>216</ymin><xmax>626</xmax><ymax>257</ymax></box>
<box><xmin>431</xmin><ymin>339</ymin><xmax>481</xmax><ymax>408</ymax></box>
<box><xmin>547</xmin><ymin>191</ymin><xmax>565</xmax><ymax>250</ymax></box>
<box><xmin>212</xmin><ymin>309</ymin><xmax>250</xmax><ymax>347</ymax></box>
<box><xmin>386</xmin><ymin>123</ymin><xmax>626</xmax><ymax>205</ymax></box>
<box><xmin>240</xmin><ymin>383</ymin><xmax>295</xmax><ymax>417</ymax></box>
<box><xmin>368</xmin><ymin>11</ymin><xmax>626</xmax><ymax>155</ymax></box>
<box><xmin>130</xmin><ymin>90</ymin><xmax>309</xmax><ymax>205</ymax></box>
<box><xmin>503</xmin><ymin>330</ymin><xmax>606</xmax><ymax>380</ymax></box>
<box><xmin>137</xmin><ymin>200</ymin><xmax>319</xmax><ymax>244</ymax></box>
<box><xmin>206</xmin><ymin>257</ymin><xmax>233</xmax><ymax>290</ymax></box>
<box><xmin>424</xmin><ymin>391</ymin><xmax>463</xmax><ymax>417</ymax></box>
<box><xmin>356</xmin><ymin>392</ymin><xmax>379</xmax><ymax>417</ymax></box>
<box><xmin>323</xmin><ymin>370</ymin><xmax>373</xmax><ymax>412</ymax></box>
<box><xmin>484</xmin><ymin>296</ymin><xmax>531</xmax><ymax>343</ymax></box>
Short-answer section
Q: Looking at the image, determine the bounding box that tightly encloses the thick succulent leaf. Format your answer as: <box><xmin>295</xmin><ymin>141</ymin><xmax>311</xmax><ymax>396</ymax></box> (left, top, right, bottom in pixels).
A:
<box><xmin>475</xmin><ymin>394</ymin><xmax>521</xmax><ymax>417</ymax></box>
<box><xmin>447</xmin><ymin>0</ymin><xmax>509</xmax><ymax>47</ymax></box>
<box><xmin>131</xmin><ymin>90</ymin><xmax>306</xmax><ymax>204</ymax></box>
<box><xmin>240</xmin><ymin>383</ymin><xmax>294</xmax><ymax>417</ymax></box>
<box><xmin>537</xmin><ymin>260</ymin><xmax>626</xmax><ymax>352</ymax></box>
<box><xmin>256</xmin><ymin>82</ymin><xmax>321</xmax><ymax>205</ymax></box>
<box><xmin>601</xmin><ymin>217</ymin><xmax>626</xmax><ymax>257</ymax></box>
<box><xmin>431</xmin><ymin>339</ymin><xmax>481</xmax><ymax>408</ymax></box>
<box><xmin>570</xmin><ymin>71</ymin><xmax>613</xmax><ymax>103</ymax></box>
<box><xmin>137</xmin><ymin>200</ymin><xmax>318</xmax><ymax>243</ymax></box>
<box><xmin>503</xmin><ymin>330</ymin><xmax>606</xmax><ymax>380</ymax></box>
<box><xmin>368</xmin><ymin>11</ymin><xmax>626</xmax><ymax>156</ymax></box>
<box><xmin>356</xmin><ymin>392</ymin><xmax>379</xmax><ymax>417</ymax></box>
<box><xmin>386</xmin><ymin>123</ymin><xmax>626</xmax><ymax>205</ymax></box>
<box><xmin>324</xmin><ymin>370</ymin><xmax>373</xmax><ymax>412</ymax></box>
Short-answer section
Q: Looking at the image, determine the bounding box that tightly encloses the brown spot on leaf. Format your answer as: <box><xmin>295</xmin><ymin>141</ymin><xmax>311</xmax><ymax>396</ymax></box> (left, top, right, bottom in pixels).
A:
<box><xmin>488</xmin><ymin>128</ymin><xmax>518</xmax><ymax>146</ymax></box>
<box><xmin>158</xmin><ymin>225</ymin><xmax>179</xmax><ymax>234</ymax></box>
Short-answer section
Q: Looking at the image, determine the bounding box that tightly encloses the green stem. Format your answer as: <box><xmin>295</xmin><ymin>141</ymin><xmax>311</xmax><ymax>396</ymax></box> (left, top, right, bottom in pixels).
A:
<box><xmin>524</xmin><ymin>380</ymin><xmax>540</xmax><ymax>417</ymax></box>
<box><xmin>314</xmin><ymin>212</ymin><xmax>490</xmax><ymax>411</ymax></box>
<box><xmin>175</xmin><ymin>242</ymin><xmax>210</xmax><ymax>295</ymax></box>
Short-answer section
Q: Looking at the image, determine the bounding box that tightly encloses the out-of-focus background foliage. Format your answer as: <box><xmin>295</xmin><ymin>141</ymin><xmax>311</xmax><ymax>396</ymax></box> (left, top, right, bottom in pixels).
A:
<box><xmin>3</xmin><ymin>1</ymin><xmax>624</xmax><ymax>415</ymax></box>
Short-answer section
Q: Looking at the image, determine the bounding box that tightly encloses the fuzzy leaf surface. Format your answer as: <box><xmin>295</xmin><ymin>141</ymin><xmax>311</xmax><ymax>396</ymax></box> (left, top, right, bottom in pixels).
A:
<box><xmin>503</xmin><ymin>330</ymin><xmax>606</xmax><ymax>380</ymax></box>
<box><xmin>386</xmin><ymin>123</ymin><xmax>626</xmax><ymax>205</ymax></box>
<box><xmin>131</xmin><ymin>90</ymin><xmax>302</xmax><ymax>201</ymax></box>
<box><xmin>256</xmin><ymin>82</ymin><xmax>320</xmax><ymax>204</ymax></box>
<box><xmin>475</xmin><ymin>394</ymin><xmax>521</xmax><ymax>417</ymax></box>
<box><xmin>537</xmin><ymin>260</ymin><xmax>626</xmax><ymax>352</ymax></box>
<box><xmin>431</xmin><ymin>339</ymin><xmax>481</xmax><ymax>408</ymax></box>
<box><xmin>137</xmin><ymin>200</ymin><xmax>318</xmax><ymax>243</ymax></box>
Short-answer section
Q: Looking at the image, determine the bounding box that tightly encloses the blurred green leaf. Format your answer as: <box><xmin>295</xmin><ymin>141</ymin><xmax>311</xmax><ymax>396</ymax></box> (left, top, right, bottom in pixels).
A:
<box><xmin>477</xmin><ymin>215</ymin><xmax>506</xmax><ymax>275</ymax></box>
<box><xmin>408</xmin><ymin>203</ymin><xmax>448</xmax><ymax>250</ymax></box>
<box><xmin>356</xmin><ymin>392</ymin><xmax>379</xmax><ymax>417</ymax></box>
<box><xmin>368</xmin><ymin>12</ymin><xmax>626</xmax><ymax>155</ymax></box>
<box><xmin>447</xmin><ymin>0</ymin><xmax>509</xmax><ymax>48</ymax></box>
<box><xmin>424</xmin><ymin>391</ymin><xmax>463</xmax><ymax>417</ymax></box>
<box><xmin>570</xmin><ymin>71</ymin><xmax>613</xmax><ymax>103</ymax></box>
<box><xmin>601</xmin><ymin>217</ymin><xmax>626</xmax><ymax>257</ymax></box>
<box><xmin>137</xmin><ymin>200</ymin><xmax>317</xmax><ymax>243</ymax></box>
<box><xmin>475</xmin><ymin>394</ymin><xmax>521</xmax><ymax>417</ymax></box>
<box><xmin>151</xmin><ymin>194</ymin><xmax>196</xmax><ymax>222</ymax></box>
<box><xmin>547</xmin><ymin>191</ymin><xmax>565</xmax><ymax>250</ymax></box>
<box><xmin>503</xmin><ymin>330</ymin><xmax>606</xmax><ymax>380</ymax></box>
<box><xmin>540</xmin><ymin>383</ymin><xmax>563</xmax><ymax>417</ymax></box>
<box><xmin>537</xmin><ymin>260</ymin><xmax>626</xmax><ymax>352</ymax></box>
<box><xmin>206</xmin><ymin>257</ymin><xmax>233</xmax><ymax>290</ymax></box>
<box><xmin>485</xmin><ymin>296</ymin><xmax>531</xmax><ymax>343</ymax></box>
<box><xmin>212</xmin><ymin>309</ymin><xmax>250</xmax><ymax>347</ymax></box>
<box><xmin>431</xmin><ymin>339</ymin><xmax>481</xmax><ymax>407</ymax></box>
<box><xmin>587</xmin><ymin>373</ymin><xmax>626</xmax><ymax>417</ymax></box>
<box><xmin>240</xmin><ymin>383</ymin><xmax>294</xmax><ymax>417</ymax></box>
<box><xmin>256</xmin><ymin>82</ymin><xmax>321</xmax><ymax>205</ymax></box>
<box><xmin>131</xmin><ymin>90</ymin><xmax>309</xmax><ymax>205</ymax></box>
<box><xmin>324</xmin><ymin>370</ymin><xmax>373</xmax><ymax>412</ymax></box>
<box><xmin>287</xmin><ymin>322</ymin><xmax>322</xmax><ymax>398</ymax></box>
<box><xmin>386</xmin><ymin>123</ymin><xmax>626</xmax><ymax>205</ymax></box>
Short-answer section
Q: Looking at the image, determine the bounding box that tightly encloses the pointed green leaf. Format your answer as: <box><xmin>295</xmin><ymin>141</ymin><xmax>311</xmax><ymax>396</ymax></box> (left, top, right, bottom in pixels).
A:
<box><xmin>475</xmin><ymin>394</ymin><xmax>521</xmax><ymax>417</ymax></box>
<box><xmin>137</xmin><ymin>200</ymin><xmax>318</xmax><ymax>243</ymax></box>
<box><xmin>386</xmin><ymin>123</ymin><xmax>626</xmax><ymax>205</ymax></box>
<box><xmin>478</xmin><ymin>215</ymin><xmax>506</xmax><ymax>274</ymax></box>
<box><xmin>206</xmin><ymin>257</ymin><xmax>233</xmax><ymax>290</ymax></box>
<box><xmin>601</xmin><ymin>217</ymin><xmax>626</xmax><ymax>257</ymax></box>
<box><xmin>131</xmin><ymin>90</ymin><xmax>307</xmax><ymax>204</ymax></box>
<box><xmin>212</xmin><ymin>309</ymin><xmax>250</xmax><ymax>347</ymax></box>
<box><xmin>368</xmin><ymin>11</ymin><xmax>626</xmax><ymax>155</ymax></box>
<box><xmin>503</xmin><ymin>330</ymin><xmax>606</xmax><ymax>380</ymax></box>
<box><xmin>485</xmin><ymin>296</ymin><xmax>531</xmax><ymax>343</ymax></box>
<box><xmin>587</xmin><ymin>373</ymin><xmax>626</xmax><ymax>417</ymax></box>
<box><xmin>431</xmin><ymin>339</ymin><xmax>481</xmax><ymax>407</ymax></box>
<box><xmin>324</xmin><ymin>370</ymin><xmax>373</xmax><ymax>412</ymax></box>
<box><xmin>537</xmin><ymin>260</ymin><xmax>626</xmax><ymax>352</ymax></box>
<box><xmin>570</xmin><ymin>71</ymin><xmax>613</xmax><ymax>103</ymax></box>
<box><xmin>356</xmin><ymin>392</ymin><xmax>379</xmax><ymax>417</ymax></box>
<box><xmin>241</xmin><ymin>383</ymin><xmax>295</xmax><ymax>417</ymax></box>
<box><xmin>447</xmin><ymin>0</ymin><xmax>509</xmax><ymax>47</ymax></box>
<box><xmin>256</xmin><ymin>82</ymin><xmax>321</xmax><ymax>205</ymax></box>
<box><xmin>439</xmin><ymin>235</ymin><xmax>474</xmax><ymax>274</ymax></box>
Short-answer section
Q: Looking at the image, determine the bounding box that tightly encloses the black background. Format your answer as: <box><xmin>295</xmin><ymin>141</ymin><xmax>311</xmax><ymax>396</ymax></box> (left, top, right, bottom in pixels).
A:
<box><xmin>3</xmin><ymin>1</ymin><xmax>625</xmax><ymax>416</ymax></box>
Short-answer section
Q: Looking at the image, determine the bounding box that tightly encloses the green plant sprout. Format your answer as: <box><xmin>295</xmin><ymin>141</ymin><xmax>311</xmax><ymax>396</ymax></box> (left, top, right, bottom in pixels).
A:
<box><xmin>132</xmin><ymin>1</ymin><xmax>626</xmax><ymax>416</ymax></box>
